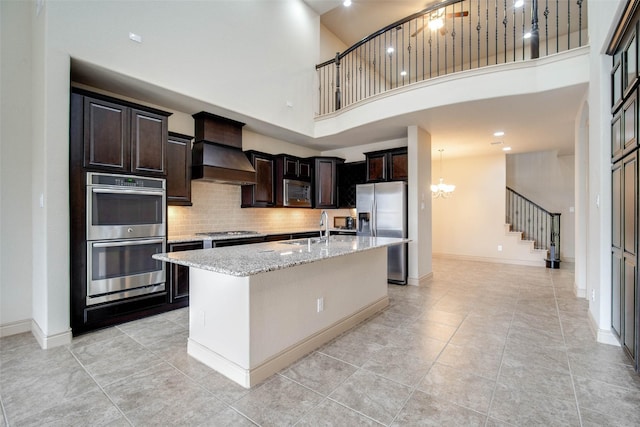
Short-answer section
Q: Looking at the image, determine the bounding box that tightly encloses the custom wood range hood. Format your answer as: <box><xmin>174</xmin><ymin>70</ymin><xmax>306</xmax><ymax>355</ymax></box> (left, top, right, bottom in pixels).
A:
<box><xmin>191</xmin><ymin>112</ymin><xmax>257</xmax><ymax>185</ymax></box>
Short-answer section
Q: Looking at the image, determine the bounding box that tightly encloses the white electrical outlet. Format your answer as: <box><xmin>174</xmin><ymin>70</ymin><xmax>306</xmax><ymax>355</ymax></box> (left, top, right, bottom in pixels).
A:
<box><xmin>591</xmin><ymin>289</ymin><xmax>596</xmax><ymax>302</ymax></box>
<box><xmin>497</xmin><ymin>245</ymin><xmax>503</xmax><ymax>252</ymax></box>
<box><xmin>129</xmin><ymin>32</ymin><xmax>143</xmax><ymax>43</ymax></box>
<box><xmin>317</xmin><ymin>297</ymin><xmax>324</xmax><ymax>313</ymax></box>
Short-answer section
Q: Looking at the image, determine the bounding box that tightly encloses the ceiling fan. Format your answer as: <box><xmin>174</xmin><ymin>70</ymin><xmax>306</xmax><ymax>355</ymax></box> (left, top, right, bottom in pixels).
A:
<box><xmin>410</xmin><ymin>8</ymin><xmax>469</xmax><ymax>37</ymax></box>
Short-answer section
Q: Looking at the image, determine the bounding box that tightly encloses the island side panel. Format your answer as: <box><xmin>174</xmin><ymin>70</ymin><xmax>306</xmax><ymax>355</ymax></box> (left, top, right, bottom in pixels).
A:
<box><xmin>187</xmin><ymin>269</ymin><xmax>251</xmax><ymax>375</ymax></box>
<box><xmin>248</xmin><ymin>247</ymin><xmax>388</xmax><ymax>368</ymax></box>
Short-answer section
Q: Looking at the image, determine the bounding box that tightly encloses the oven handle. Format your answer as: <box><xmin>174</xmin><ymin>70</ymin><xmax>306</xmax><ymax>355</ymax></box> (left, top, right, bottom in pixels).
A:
<box><xmin>91</xmin><ymin>238</ymin><xmax>165</xmax><ymax>248</ymax></box>
<box><xmin>91</xmin><ymin>188</ymin><xmax>164</xmax><ymax>197</ymax></box>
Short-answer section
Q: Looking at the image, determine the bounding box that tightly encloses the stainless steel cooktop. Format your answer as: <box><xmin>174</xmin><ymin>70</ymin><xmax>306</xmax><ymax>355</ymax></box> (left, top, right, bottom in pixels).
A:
<box><xmin>195</xmin><ymin>231</ymin><xmax>260</xmax><ymax>236</ymax></box>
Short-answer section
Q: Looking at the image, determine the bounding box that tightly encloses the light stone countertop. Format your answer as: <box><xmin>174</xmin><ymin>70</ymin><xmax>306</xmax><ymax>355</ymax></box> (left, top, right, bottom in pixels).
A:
<box><xmin>154</xmin><ymin>235</ymin><xmax>407</xmax><ymax>277</ymax></box>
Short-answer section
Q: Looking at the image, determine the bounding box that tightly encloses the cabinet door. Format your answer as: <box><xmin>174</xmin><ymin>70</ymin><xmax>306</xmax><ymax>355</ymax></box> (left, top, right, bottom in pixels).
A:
<box><xmin>366</xmin><ymin>153</ymin><xmax>386</xmax><ymax>182</ymax></box>
<box><xmin>130</xmin><ymin>108</ymin><xmax>167</xmax><ymax>175</ymax></box>
<box><xmin>623</xmin><ymin>152</ymin><xmax>637</xmax><ymax>359</ymax></box>
<box><xmin>623</xmin><ymin>95</ymin><xmax>636</xmax><ymax>154</ymax></box>
<box><xmin>254</xmin><ymin>156</ymin><xmax>275</xmax><ymax>206</ymax></box>
<box><xmin>84</xmin><ymin>96</ymin><xmax>128</xmax><ymax>171</ymax></box>
<box><xmin>315</xmin><ymin>158</ymin><xmax>337</xmax><ymax>208</ymax></box>
<box><xmin>167</xmin><ymin>133</ymin><xmax>192</xmax><ymax>205</ymax></box>
<box><xmin>168</xmin><ymin>241</ymin><xmax>203</xmax><ymax>304</ymax></box>
<box><xmin>242</xmin><ymin>152</ymin><xmax>275</xmax><ymax>207</ymax></box>
<box><xmin>612</xmin><ymin>162</ymin><xmax>623</xmax><ymax>338</ymax></box>
<box><xmin>389</xmin><ymin>149</ymin><xmax>408</xmax><ymax>181</ymax></box>
<box><xmin>298</xmin><ymin>160</ymin><xmax>312</xmax><ymax>181</ymax></box>
<box><xmin>283</xmin><ymin>157</ymin><xmax>298</xmax><ymax>178</ymax></box>
<box><xmin>613</xmin><ymin>113</ymin><xmax>623</xmax><ymax>161</ymax></box>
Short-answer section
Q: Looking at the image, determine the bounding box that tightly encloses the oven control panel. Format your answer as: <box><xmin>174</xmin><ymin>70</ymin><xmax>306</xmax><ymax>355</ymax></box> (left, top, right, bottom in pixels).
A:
<box><xmin>88</xmin><ymin>172</ymin><xmax>165</xmax><ymax>189</ymax></box>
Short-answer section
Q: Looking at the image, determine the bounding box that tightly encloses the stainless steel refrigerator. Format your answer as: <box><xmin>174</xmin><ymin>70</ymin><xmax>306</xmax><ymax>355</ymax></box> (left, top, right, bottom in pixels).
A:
<box><xmin>356</xmin><ymin>181</ymin><xmax>408</xmax><ymax>285</ymax></box>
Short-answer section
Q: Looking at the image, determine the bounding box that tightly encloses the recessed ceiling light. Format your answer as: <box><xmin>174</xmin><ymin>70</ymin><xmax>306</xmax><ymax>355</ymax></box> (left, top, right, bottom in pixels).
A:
<box><xmin>503</xmin><ymin>146</ymin><xmax>512</xmax><ymax>151</ymax></box>
<box><xmin>343</xmin><ymin>0</ymin><xmax>352</xmax><ymax>7</ymax></box>
<box><xmin>493</xmin><ymin>131</ymin><xmax>505</xmax><ymax>137</ymax></box>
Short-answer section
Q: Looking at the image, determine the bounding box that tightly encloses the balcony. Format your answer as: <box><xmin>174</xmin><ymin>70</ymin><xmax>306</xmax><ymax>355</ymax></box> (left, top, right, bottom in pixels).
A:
<box><xmin>315</xmin><ymin>0</ymin><xmax>588</xmax><ymax>116</ymax></box>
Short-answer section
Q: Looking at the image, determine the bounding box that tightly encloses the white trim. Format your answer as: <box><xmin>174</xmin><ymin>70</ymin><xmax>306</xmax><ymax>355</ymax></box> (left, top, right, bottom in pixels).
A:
<box><xmin>31</xmin><ymin>320</ymin><xmax>72</xmax><ymax>349</ymax></box>
<box><xmin>432</xmin><ymin>252</ymin><xmax>546</xmax><ymax>268</ymax></box>
<box><xmin>188</xmin><ymin>296</ymin><xmax>389</xmax><ymax>388</ymax></box>
<box><xmin>0</xmin><ymin>319</ymin><xmax>32</xmax><ymax>337</ymax></box>
<box><xmin>574</xmin><ymin>282</ymin><xmax>587</xmax><ymax>298</ymax></box>
<box><xmin>587</xmin><ymin>309</ymin><xmax>621</xmax><ymax>347</ymax></box>
<box><xmin>407</xmin><ymin>272</ymin><xmax>433</xmax><ymax>286</ymax></box>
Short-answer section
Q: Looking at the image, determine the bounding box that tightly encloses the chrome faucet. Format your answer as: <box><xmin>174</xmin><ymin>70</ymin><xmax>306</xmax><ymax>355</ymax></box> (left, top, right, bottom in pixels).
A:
<box><xmin>319</xmin><ymin>210</ymin><xmax>329</xmax><ymax>240</ymax></box>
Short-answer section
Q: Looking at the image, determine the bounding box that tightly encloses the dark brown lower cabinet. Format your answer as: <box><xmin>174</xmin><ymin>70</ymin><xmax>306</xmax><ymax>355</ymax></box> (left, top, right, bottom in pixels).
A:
<box><xmin>168</xmin><ymin>241</ymin><xmax>203</xmax><ymax>307</ymax></box>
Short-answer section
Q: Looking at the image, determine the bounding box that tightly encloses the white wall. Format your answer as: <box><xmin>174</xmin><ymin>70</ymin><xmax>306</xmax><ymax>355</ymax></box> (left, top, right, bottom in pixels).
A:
<box><xmin>13</xmin><ymin>0</ymin><xmax>323</xmax><ymax>345</ymax></box>
<box><xmin>0</xmin><ymin>0</ymin><xmax>34</xmax><ymax>336</ymax></box>
<box><xmin>432</xmin><ymin>154</ymin><xmax>507</xmax><ymax>261</ymax></box>
<box><xmin>506</xmin><ymin>150</ymin><xmax>576</xmax><ymax>260</ymax></box>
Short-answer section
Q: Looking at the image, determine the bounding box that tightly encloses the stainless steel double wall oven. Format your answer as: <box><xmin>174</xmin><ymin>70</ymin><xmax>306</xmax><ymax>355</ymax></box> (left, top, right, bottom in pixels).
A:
<box><xmin>85</xmin><ymin>172</ymin><xmax>166</xmax><ymax>305</ymax></box>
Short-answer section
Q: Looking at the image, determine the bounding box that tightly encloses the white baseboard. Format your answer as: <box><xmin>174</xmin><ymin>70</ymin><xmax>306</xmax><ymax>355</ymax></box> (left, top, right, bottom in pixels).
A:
<box><xmin>574</xmin><ymin>283</ymin><xmax>587</xmax><ymax>298</ymax></box>
<box><xmin>432</xmin><ymin>252</ymin><xmax>545</xmax><ymax>268</ymax></box>
<box><xmin>31</xmin><ymin>320</ymin><xmax>72</xmax><ymax>349</ymax></box>
<box><xmin>0</xmin><ymin>319</ymin><xmax>31</xmax><ymax>338</ymax></box>
<box><xmin>587</xmin><ymin>310</ymin><xmax>621</xmax><ymax>347</ymax></box>
<box><xmin>407</xmin><ymin>272</ymin><xmax>433</xmax><ymax>286</ymax></box>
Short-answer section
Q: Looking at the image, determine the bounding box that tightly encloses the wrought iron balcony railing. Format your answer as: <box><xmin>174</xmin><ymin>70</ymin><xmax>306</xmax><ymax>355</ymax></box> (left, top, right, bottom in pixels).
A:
<box><xmin>316</xmin><ymin>0</ymin><xmax>587</xmax><ymax>116</ymax></box>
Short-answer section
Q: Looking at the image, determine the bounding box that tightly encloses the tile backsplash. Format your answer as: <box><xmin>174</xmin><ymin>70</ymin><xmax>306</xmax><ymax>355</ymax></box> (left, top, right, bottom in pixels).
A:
<box><xmin>168</xmin><ymin>181</ymin><xmax>354</xmax><ymax>236</ymax></box>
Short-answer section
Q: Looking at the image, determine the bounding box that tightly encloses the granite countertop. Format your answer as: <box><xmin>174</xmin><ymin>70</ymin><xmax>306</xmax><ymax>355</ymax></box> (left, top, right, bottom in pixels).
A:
<box><xmin>154</xmin><ymin>235</ymin><xmax>407</xmax><ymax>277</ymax></box>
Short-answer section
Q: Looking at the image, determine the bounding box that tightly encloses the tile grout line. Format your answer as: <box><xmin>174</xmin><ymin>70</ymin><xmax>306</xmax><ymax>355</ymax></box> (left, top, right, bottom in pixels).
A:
<box><xmin>387</xmin><ymin>295</ymin><xmax>472</xmax><ymax>427</ymax></box>
<box><xmin>481</xmin><ymin>286</ymin><xmax>517</xmax><ymax>427</ymax></box>
<box><xmin>550</xmin><ymin>271</ymin><xmax>584</xmax><ymax>427</ymax></box>
<box><xmin>66</xmin><ymin>346</ymin><xmax>135</xmax><ymax>426</ymax></box>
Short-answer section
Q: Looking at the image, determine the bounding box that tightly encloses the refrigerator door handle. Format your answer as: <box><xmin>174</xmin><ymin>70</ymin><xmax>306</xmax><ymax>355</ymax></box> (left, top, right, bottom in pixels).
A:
<box><xmin>372</xmin><ymin>200</ymin><xmax>377</xmax><ymax>237</ymax></box>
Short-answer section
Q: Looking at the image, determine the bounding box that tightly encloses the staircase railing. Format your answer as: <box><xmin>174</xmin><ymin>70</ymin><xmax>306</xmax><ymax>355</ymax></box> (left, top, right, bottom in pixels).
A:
<box><xmin>506</xmin><ymin>187</ymin><xmax>561</xmax><ymax>259</ymax></box>
<box><xmin>316</xmin><ymin>0</ymin><xmax>587</xmax><ymax>115</ymax></box>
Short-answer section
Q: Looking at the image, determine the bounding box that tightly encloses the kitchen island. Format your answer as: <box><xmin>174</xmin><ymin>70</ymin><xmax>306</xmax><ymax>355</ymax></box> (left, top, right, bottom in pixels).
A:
<box><xmin>153</xmin><ymin>235</ymin><xmax>406</xmax><ymax>388</ymax></box>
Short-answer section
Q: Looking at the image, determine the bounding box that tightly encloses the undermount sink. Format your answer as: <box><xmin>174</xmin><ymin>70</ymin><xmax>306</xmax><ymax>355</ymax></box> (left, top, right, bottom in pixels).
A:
<box><xmin>282</xmin><ymin>237</ymin><xmax>326</xmax><ymax>246</ymax></box>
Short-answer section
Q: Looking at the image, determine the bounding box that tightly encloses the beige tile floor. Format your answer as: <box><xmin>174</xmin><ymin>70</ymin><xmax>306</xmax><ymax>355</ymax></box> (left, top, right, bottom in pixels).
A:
<box><xmin>1</xmin><ymin>259</ymin><xmax>640</xmax><ymax>426</ymax></box>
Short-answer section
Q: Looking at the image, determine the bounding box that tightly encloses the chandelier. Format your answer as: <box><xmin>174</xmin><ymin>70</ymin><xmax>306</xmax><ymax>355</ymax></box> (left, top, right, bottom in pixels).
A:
<box><xmin>431</xmin><ymin>149</ymin><xmax>455</xmax><ymax>198</ymax></box>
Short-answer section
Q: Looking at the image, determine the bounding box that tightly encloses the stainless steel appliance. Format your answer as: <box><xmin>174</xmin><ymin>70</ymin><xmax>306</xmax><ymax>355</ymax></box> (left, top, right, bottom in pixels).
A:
<box><xmin>356</xmin><ymin>181</ymin><xmax>408</xmax><ymax>284</ymax></box>
<box><xmin>334</xmin><ymin>216</ymin><xmax>356</xmax><ymax>230</ymax></box>
<box><xmin>87</xmin><ymin>172</ymin><xmax>165</xmax><ymax>240</ymax></box>
<box><xmin>283</xmin><ymin>179</ymin><xmax>312</xmax><ymax>207</ymax></box>
<box><xmin>86</xmin><ymin>172</ymin><xmax>166</xmax><ymax>305</ymax></box>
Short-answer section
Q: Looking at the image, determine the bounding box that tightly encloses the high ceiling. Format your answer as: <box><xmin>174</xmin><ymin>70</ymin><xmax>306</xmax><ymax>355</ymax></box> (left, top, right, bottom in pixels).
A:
<box><xmin>305</xmin><ymin>0</ymin><xmax>586</xmax><ymax>158</ymax></box>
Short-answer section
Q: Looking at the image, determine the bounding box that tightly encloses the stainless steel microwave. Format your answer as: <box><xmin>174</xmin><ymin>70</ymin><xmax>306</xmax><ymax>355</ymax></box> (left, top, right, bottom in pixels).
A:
<box><xmin>283</xmin><ymin>179</ymin><xmax>312</xmax><ymax>207</ymax></box>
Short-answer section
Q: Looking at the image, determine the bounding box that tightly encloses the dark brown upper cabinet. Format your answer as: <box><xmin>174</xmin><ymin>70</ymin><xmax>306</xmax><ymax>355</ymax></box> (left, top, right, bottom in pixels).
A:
<box><xmin>312</xmin><ymin>157</ymin><xmax>344</xmax><ymax>209</ymax></box>
<box><xmin>242</xmin><ymin>151</ymin><xmax>275</xmax><ymax>207</ymax></box>
<box><xmin>365</xmin><ymin>147</ymin><xmax>408</xmax><ymax>182</ymax></box>
<box><xmin>277</xmin><ymin>155</ymin><xmax>312</xmax><ymax>182</ymax></box>
<box><xmin>167</xmin><ymin>132</ymin><xmax>193</xmax><ymax>206</ymax></box>
<box><xmin>80</xmin><ymin>90</ymin><xmax>170</xmax><ymax>176</ymax></box>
